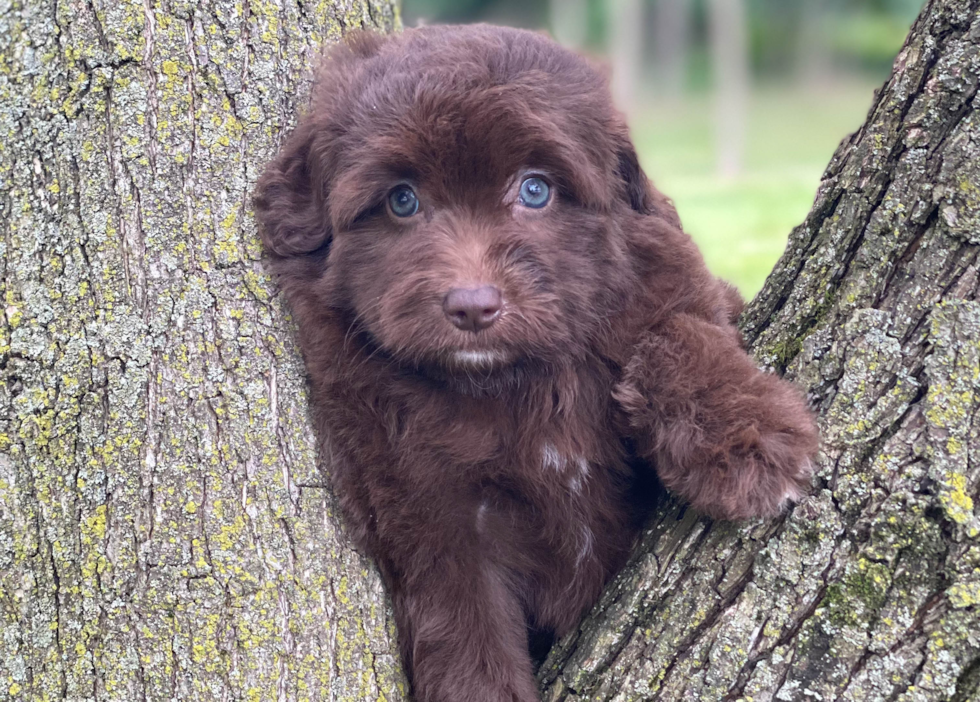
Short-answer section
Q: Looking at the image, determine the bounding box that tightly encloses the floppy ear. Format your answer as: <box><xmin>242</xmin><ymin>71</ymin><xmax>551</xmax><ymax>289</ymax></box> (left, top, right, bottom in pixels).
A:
<box><xmin>614</xmin><ymin>130</ymin><xmax>684</xmax><ymax>227</ymax></box>
<box><xmin>341</xmin><ymin>28</ymin><xmax>388</xmax><ymax>60</ymax></box>
<box><xmin>615</xmin><ymin>136</ymin><xmax>651</xmax><ymax>214</ymax></box>
<box><xmin>253</xmin><ymin>120</ymin><xmax>333</xmax><ymax>257</ymax></box>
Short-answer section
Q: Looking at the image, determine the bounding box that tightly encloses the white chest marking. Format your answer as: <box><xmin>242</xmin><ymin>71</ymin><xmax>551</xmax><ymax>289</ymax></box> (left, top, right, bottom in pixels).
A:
<box><xmin>571</xmin><ymin>456</ymin><xmax>590</xmax><ymax>492</ymax></box>
<box><xmin>577</xmin><ymin>524</ymin><xmax>595</xmax><ymax>564</ymax></box>
<box><xmin>541</xmin><ymin>443</ymin><xmax>566</xmax><ymax>472</ymax></box>
<box><xmin>541</xmin><ymin>444</ymin><xmax>591</xmax><ymax>494</ymax></box>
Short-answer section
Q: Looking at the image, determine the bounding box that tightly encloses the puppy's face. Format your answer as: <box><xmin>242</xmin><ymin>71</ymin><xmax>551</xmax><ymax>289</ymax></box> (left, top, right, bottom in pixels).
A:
<box><xmin>256</xmin><ymin>26</ymin><xmax>655</xmax><ymax>375</ymax></box>
<box><xmin>330</xmin><ymin>164</ymin><xmax>597</xmax><ymax>372</ymax></box>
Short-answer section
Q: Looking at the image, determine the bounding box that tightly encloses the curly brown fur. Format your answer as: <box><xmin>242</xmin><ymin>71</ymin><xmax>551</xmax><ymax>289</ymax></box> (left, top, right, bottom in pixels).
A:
<box><xmin>254</xmin><ymin>24</ymin><xmax>818</xmax><ymax>702</ymax></box>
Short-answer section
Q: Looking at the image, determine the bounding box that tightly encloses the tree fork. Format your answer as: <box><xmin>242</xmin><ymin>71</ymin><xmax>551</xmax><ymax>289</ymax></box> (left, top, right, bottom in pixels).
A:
<box><xmin>539</xmin><ymin>1</ymin><xmax>980</xmax><ymax>700</ymax></box>
<box><xmin>2</xmin><ymin>0</ymin><xmax>979</xmax><ymax>700</ymax></box>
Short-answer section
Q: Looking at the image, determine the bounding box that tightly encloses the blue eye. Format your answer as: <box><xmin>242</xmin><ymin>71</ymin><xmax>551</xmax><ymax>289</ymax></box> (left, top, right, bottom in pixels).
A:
<box><xmin>518</xmin><ymin>176</ymin><xmax>550</xmax><ymax>208</ymax></box>
<box><xmin>388</xmin><ymin>185</ymin><xmax>419</xmax><ymax>217</ymax></box>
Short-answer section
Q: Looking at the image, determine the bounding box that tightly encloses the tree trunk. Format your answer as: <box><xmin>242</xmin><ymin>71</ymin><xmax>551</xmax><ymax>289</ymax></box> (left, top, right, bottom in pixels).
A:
<box><xmin>538</xmin><ymin>0</ymin><xmax>980</xmax><ymax>699</ymax></box>
<box><xmin>0</xmin><ymin>1</ymin><xmax>402</xmax><ymax>700</ymax></box>
<box><xmin>550</xmin><ymin>0</ymin><xmax>589</xmax><ymax>50</ymax></box>
<box><xmin>651</xmin><ymin>0</ymin><xmax>692</xmax><ymax>97</ymax></box>
<box><xmin>3</xmin><ymin>0</ymin><xmax>979</xmax><ymax>701</ymax></box>
<box><xmin>609</xmin><ymin>0</ymin><xmax>645</xmax><ymax>115</ymax></box>
<box><xmin>796</xmin><ymin>0</ymin><xmax>834</xmax><ymax>87</ymax></box>
<box><xmin>707</xmin><ymin>0</ymin><xmax>749</xmax><ymax>177</ymax></box>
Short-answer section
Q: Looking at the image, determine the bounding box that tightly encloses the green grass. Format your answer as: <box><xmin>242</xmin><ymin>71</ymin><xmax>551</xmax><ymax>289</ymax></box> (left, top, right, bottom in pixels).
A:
<box><xmin>630</xmin><ymin>80</ymin><xmax>880</xmax><ymax>296</ymax></box>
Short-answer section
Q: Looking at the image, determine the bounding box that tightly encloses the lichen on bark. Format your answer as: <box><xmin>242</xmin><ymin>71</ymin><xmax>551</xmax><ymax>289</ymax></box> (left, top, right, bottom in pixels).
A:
<box><xmin>538</xmin><ymin>1</ymin><xmax>980</xmax><ymax>700</ymax></box>
<box><xmin>0</xmin><ymin>0</ymin><xmax>405</xmax><ymax>699</ymax></box>
<box><xmin>3</xmin><ymin>0</ymin><xmax>979</xmax><ymax>699</ymax></box>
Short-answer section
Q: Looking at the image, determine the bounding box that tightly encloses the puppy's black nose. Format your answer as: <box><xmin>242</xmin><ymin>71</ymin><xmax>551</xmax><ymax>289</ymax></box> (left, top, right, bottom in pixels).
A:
<box><xmin>443</xmin><ymin>286</ymin><xmax>502</xmax><ymax>332</ymax></box>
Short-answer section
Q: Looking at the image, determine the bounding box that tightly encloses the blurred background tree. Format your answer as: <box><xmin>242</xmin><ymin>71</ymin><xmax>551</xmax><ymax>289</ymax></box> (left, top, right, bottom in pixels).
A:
<box><xmin>403</xmin><ymin>0</ymin><xmax>925</xmax><ymax>296</ymax></box>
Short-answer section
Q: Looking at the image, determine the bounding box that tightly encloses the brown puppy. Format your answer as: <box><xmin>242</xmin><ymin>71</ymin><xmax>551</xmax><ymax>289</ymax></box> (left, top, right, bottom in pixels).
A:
<box><xmin>254</xmin><ymin>25</ymin><xmax>818</xmax><ymax>702</ymax></box>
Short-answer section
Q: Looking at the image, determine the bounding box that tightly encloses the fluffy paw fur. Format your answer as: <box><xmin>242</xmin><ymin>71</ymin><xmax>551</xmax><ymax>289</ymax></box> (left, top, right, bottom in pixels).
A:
<box><xmin>615</xmin><ymin>314</ymin><xmax>819</xmax><ymax>520</ymax></box>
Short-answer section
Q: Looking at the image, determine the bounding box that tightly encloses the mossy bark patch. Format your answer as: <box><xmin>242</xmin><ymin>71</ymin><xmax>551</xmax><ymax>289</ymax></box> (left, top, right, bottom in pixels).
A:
<box><xmin>4</xmin><ymin>0</ymin><xmax>980</xmax><ymax>700</ymax></box>
<box><xmin>0</xmin><ymin>0</ymin><xmax>405</xmax><ymax>699</ymax></box>
<box><xmin>539</xmin><ymin>1</ymin><xmax>980</xmax><ymax>700</ymax></box>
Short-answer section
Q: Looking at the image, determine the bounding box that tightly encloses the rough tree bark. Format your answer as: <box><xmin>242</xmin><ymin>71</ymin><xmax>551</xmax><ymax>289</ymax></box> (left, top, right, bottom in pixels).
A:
<box><xmin>0</xmin><ymin>1</ymin><xmax>402</xmax><ymax>700</ymax></box>
<box><xmin>1</xmin><ymin>1</ymin><xmax>978</xmax><ymax>702</ymax></box>
<box><xmin>539</xmin><ymin>0</ymin><xmax>980</xmax><ymax>699</ymax></box>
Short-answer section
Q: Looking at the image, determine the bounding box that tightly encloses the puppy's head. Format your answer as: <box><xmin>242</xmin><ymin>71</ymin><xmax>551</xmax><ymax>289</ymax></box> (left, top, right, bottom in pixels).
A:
<box><xmin>255</xmin><ymin>25</ymin><xmax>660</xmax><ymax>375</ymax></box>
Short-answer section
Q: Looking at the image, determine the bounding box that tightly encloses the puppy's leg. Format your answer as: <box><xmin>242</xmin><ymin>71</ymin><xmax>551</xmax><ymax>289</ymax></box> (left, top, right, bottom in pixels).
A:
<box><xmin>396</xmin><ymin>555</ymin><xmax>539</xmax><ymax>702</ymax></box>
<box><xmin>614</xmin><ymin>313</ymin><xmax>818</xmax><ymax>520</ymax></box>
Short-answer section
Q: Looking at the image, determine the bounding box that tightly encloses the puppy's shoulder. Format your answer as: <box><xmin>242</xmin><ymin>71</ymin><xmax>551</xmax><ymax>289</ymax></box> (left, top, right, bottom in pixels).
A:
<box><xmin>618</xmin><ymin>204</ymin><xmax>743</xmax><ymax>337</ymax></box>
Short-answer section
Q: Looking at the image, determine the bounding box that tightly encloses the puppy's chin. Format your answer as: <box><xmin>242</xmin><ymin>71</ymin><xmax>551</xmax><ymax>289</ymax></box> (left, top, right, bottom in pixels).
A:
<box><xmin>449</xmin><ymin>349</ymin><xmax>511</xmax><ymax>369</ymax></box>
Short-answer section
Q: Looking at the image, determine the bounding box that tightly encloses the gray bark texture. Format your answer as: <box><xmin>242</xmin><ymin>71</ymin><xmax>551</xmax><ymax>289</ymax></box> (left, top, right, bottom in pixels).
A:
<box><xmin>1</xmin><ymin>0</ymin><xmax>979</xmax><ymax>701</ymax></box>
<box><xmin>539</xmin><ymin>0</ymin><xmax>980</xmax><ymax>699</ymax></box>
<box><xmin>0</xmin><ymin>0</ymin><xmax>402</xmax><ymax>700</ymax></box>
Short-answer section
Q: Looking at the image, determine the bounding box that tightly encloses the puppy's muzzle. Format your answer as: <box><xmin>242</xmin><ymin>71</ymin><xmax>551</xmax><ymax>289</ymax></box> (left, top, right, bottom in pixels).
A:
<box><xmin>443</xmin><ymin>285</ymin><xmax>502</xmax><ymax>332</ymax></box>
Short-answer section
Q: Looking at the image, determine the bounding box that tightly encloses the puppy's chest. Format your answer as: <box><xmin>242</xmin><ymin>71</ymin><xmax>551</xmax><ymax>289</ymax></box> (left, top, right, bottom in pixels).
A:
<box><xmin>518</xmin><ymin>431</ymin><xmax>599</xmax><ymax>496</ymax></box>
<box><xmin>406</xmin><ymin>393</ymin><xmax>620</xmax><ymax>495</ymax></box>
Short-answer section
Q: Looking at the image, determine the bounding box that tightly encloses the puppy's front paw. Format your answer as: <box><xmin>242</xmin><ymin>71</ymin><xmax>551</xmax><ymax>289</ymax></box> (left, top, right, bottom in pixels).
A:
<box><xmin>617</xmin><ymin>314</ymin><xmax>819</xmax><ymax>522</ymax></box>
<box><xmin>649</xmin><ymin>396</ymin><xmax>819</xmax><ymax>522</ymax></box>
<box><xmin>777</xmin><ymin>458</ymin><xmax>814</xmax><ymax>509</ymax></box>
<box><xmin>676</xmin><ymin>423</ymin><xmax>818</xmax><ymax>521</ymax></box>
